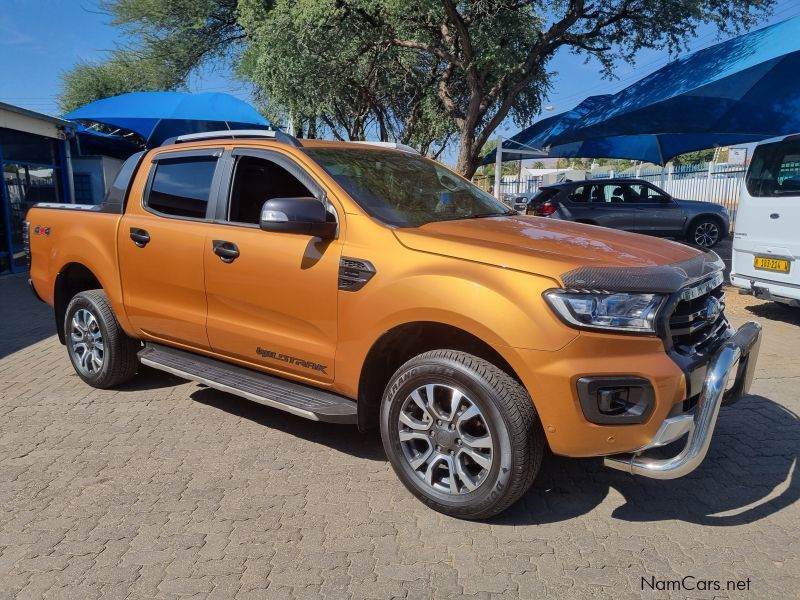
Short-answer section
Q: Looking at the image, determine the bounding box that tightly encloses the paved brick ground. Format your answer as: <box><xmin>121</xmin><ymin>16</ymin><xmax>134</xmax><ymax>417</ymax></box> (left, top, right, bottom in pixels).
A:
<box><xmin>0</xmin><ymin>273</ymin><xmax>797</xmax><ymax>599</ymax></box>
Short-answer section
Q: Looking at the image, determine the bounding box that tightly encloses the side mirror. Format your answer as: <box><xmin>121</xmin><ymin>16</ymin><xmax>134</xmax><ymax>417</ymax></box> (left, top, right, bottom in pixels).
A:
<box><xmin>260</xmin><ymin>197</ymin><xmax>337</xmax><ymax>239</ymax></box>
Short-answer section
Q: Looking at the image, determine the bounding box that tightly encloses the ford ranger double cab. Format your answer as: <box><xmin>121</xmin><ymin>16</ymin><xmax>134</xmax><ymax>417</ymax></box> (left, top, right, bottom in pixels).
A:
<box><xmin>27</xmin><ymin>130</ymin><xmax>762</xmax><ymax>519</ymax></box>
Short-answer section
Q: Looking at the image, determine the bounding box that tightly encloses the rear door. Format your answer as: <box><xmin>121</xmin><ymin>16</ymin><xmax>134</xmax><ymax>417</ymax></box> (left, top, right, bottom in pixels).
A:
<box><xmin>733</xmin><ymin>138</ymin><xmax>800</xmax><ymax>287</ymax></box>
<box><xmin>585</xmin><ymin>183</ymin><xmax>640</xmax><ymax>231</ymax></box>
<box><xmin>119</xmin><ymin>148</ymin><xmax>223</xmax><ymax>349</ymax></box>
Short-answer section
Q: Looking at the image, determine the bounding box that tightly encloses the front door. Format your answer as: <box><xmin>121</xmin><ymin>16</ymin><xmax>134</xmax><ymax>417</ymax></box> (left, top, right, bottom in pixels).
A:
<box><xmin>629</xmin><ymin>183</ymin><xmax>686</xmax><ymax>235</ymax></box>
<box><xmin>203</xmin><ymin>149</ymin><xmax>341</xmax><ymax>383</ymax></box>
<box><xmin>119</xmin><ymin>149</ymin><xmax>222</xmax><ymax>349</ymax></box>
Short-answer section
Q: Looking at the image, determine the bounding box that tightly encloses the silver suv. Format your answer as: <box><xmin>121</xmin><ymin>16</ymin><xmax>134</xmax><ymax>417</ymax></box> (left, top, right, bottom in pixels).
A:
<box><xmin>527</xmin><ymin>179</ymin><xmax>730</xmax><ymax>248</ymax></box>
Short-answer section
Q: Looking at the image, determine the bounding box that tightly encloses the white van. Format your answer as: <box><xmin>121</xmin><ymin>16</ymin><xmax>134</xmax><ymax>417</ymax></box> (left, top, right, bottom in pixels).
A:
<box><xmin>731</xmin><ymin>134</ymin><xmax>800</xmax><ymax>307</ymax></box>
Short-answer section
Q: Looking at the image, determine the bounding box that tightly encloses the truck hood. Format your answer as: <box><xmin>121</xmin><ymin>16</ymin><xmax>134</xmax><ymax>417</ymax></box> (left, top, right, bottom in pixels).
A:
<box><xmin>393</xmin><ymin>215</ymin><xmax>721</xmax><ymax>292</ymax></box>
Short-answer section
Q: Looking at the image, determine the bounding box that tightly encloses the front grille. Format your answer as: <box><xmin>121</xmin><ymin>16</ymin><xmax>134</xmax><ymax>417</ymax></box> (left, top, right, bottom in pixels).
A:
<box><xmin>667</xmin><ymin>273</ymin><xmax>730</xmax><ymax>356</ymax></box>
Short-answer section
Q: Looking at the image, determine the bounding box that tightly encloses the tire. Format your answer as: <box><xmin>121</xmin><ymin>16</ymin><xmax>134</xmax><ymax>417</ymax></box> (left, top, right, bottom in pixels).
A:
<box><xmin>64</xmin><ymin>289</ymin><xmax>140</xmax><ymax>388</ymax></box>
<box><xmin>380</xmin><ymin>350</ymin><xmax>544</xmax><ymax>520</ymax></box>
<box><xmin>688</xmin><ymin>217</ymin><xmax>722</xmax><ymax>248</ymax></box>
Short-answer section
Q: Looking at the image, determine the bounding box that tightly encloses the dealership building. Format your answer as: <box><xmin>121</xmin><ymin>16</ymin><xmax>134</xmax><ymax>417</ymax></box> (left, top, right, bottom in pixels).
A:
<box><xmin>0</xmin><ymin>102</ymin><xmax>132</xmax><ymax>275</ymax></box>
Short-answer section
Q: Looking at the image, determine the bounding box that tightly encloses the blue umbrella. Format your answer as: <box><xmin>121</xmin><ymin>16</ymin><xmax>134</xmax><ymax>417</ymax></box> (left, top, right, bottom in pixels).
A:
<box><xmin>64</xmin><ymin>91</ymin><xmax>270</xmax><ymax>147</ymax></box>
<box><xmin>548</xmin><ymin>16</ymin><xmax>800</xmax><ymax>149</ymax></box>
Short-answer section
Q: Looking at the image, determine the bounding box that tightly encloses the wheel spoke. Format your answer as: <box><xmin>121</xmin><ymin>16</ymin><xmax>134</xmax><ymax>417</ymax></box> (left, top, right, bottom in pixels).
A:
<box><xmin>448</xmin><ymin>389</ymin><xmax>464</xmax><ymax>419</ymax></box>
<box><xmin>461</xmin><ymin>433</ymin><xmax>492</xmax><ymax>450</ymax></box>
<box><xmin>443</xmin><ymin>455</ymin><xmax>459</xmax><ymax>493</ymax></box>
<box><xmin>459</xmin><ymin>446</ymin><xmax>492</xmax><ymax>470</ymax></box>
<box><xmin>456</xmin><ymin>404</ymin><xmax>480</xmax><ymax>427</ymax></box>
<box><xmin>408</xmin><ymin>389</ymin><xmax>434</xmax><ymax>423</ymax></box>
<box><xmin>399</xmin><ymin>429</ymin><xmax>430</xmax><ymax>443</ymax></box>
<box><xmin>425</xmin><ymin>384</ymin><xmax>447</xmax><ymax>420</ymax></box>
<box><xmin>399</xmin><ymin>411</ymin><xmax>430</xmax><ymax>431</ymax></box>
<box><xmin>455</xmin><ymin>457</ymin><xmax>479</xmax><ymax>491</ymax></box>
<box><xmin>408</xmin><ymin>446</ymin><xmax>433</xmax><ymax>471</ymax></box>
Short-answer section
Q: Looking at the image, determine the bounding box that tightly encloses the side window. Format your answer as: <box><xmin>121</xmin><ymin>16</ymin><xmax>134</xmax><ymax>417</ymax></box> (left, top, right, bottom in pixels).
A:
<box><xmin>605</xmin><ymin>185</ymin><xmax>626</xmax><ymax>203</ymax></box>
<box><xmin>567</xmin><ymin>185</ymin><xmax>588</xmax><ymax>202</ymax></box>
<box><xmin>227</xmin><ymin>156</ymin><xmax>316</xmax><ymax>225</ymax></box>
<box><xmin>630</xmin><ymin>184</ymin><xmax>667</xmax><ymax>203</ymax></box>
<box><xmin>146</xmin><ymin>156</ymin><xmax>218</xmax><ymax>219</ymax></box>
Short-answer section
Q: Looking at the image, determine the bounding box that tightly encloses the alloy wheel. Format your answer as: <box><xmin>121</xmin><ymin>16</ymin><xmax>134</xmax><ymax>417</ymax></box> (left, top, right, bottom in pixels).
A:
<box><xmin>69</xmin><ymin>308</ymin><xmax>104</xmax><ymax>376</ymax></box>
<box><xmin>694</xmin><ymin>222</ymin><xmax>719</xmax><ymax>247</ymax></box>
<box><xmin>397</xmin><ymin>383</ymin><xmax>494</xmax><ymax>494</ymax></box>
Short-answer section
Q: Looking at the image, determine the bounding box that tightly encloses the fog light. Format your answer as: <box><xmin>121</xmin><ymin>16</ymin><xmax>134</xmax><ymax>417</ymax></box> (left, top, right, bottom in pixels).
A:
<box><xmin>577</xmin><ymin>377</ymin><xmax>655</xmax><ymax>425</ymax></box>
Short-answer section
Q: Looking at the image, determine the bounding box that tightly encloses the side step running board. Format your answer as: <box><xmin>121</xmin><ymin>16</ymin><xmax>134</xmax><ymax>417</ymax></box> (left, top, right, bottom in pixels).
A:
<box><xmin>138</xmin><ymin>343</ymin><xmax>357</xmax><ymax>424</ymax></box>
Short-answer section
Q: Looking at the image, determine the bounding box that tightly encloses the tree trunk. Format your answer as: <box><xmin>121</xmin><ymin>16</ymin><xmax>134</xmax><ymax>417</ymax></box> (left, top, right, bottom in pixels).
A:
<box><xmin>454</xmin><ymin>132</ymin><xmax>480</xmax><ymax>179</ymax></box>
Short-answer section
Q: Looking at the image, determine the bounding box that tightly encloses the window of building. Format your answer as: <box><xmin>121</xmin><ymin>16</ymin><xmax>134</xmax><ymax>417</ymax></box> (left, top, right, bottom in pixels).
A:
<box><xmin>73</xmin><ymin>173</ymin><xmax>94</xmax><ymax>204</ymax></box>
<box><xmin>146</xmin><ymin>156</ymin><xmax>218</xmax><ymax>219</ymax></box>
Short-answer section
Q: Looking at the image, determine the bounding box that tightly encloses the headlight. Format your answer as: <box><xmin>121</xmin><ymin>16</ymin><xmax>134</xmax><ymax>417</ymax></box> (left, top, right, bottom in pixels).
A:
<box><xmin>544</xmin><ymin>290</ymin><xmax>665</xmax><ymax>333</ymax></box>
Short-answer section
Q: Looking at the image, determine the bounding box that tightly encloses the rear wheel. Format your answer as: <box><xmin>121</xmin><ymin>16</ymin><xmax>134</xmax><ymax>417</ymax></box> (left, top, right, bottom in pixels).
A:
<box><xmin>65</xmin><ymin>290</ymin><xmax>139</xmax><ymax>388</ymax></box>
<box><xmin>688</xmin><ymin>217</ymin><xmax>722</xmax><ymax>248</ymax></box>
<box><xmin>380</xmin><ymin>350</ymin><xmax>544</xmax><ymax>520</ymax></box>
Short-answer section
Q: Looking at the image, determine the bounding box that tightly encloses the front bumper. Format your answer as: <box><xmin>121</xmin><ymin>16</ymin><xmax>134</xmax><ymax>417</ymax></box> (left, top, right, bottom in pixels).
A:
<box><xmin>603</xmin><ymin>321</ymin><xmax>762</xmax><ymax>479</ymax></box>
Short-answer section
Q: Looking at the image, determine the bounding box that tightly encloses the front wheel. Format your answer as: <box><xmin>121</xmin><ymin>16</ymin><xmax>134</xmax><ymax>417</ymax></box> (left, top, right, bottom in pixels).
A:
<box><xmin>380</xmin><ymin>350</ymin><xmax>544</xmax><ymax>520</ymax></box>
<box><xmin>65</xmin><ymin>290</ymin><xmax>140</xmax><ymax>388</ymax></box>
<box><xmin>688</xmin><ymin>217</ymin><xmax>722</xmax><ymax>248</ymax></box>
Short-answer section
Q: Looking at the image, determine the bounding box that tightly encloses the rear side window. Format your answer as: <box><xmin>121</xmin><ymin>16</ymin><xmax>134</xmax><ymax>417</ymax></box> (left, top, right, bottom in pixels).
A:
<box><xmin>747</xmin><ymin>140</ymin><xmax>800</xmax><ymax>197</ymax></box>
<box><xmin>146</xmin><ymin>156</ymin><xmax>218</xmax><ymax>218</ymax></box>
<box><xmin>531</xmin><ymin>188</ymin><xmax>560</xmax><ymax>203</ymax></box>
<box><xmin>565</xmin><ymin>186</ymin><xmax>588</xmax><ymax>202</ymax></box>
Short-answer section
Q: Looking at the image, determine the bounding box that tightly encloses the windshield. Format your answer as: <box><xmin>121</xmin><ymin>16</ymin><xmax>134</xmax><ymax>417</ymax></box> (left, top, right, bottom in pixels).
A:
<box><xmin>303</xmin><ymin>147</ymin><xmax>513</xmax><ymax>227</ymax></box>
<box><xmin>746</xmin><ymin>140</ymin><xmax>800</xmax><ymax>197</ymax></box>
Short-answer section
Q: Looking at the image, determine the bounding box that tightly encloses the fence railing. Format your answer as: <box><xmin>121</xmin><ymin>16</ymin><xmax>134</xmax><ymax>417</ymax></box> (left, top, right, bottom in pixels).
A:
<box><xmin>476</xmin><ymin>161</ymin><xmax>747</xmax><ymax>224</ymax></box>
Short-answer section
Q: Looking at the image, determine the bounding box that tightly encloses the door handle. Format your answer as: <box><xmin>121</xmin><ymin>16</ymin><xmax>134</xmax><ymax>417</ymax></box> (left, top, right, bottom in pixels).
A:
<box><xmin>212</xmin><ymin>240</ymin><xmax>240</xmax><ymax>263</ymax></box>
<box><xmin>130</xmin><ymin>227</ymin><xmax>150</xmax><ymax>247</ymax></box>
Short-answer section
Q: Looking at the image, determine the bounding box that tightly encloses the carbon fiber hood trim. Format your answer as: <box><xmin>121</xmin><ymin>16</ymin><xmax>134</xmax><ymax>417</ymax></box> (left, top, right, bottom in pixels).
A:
<box><xmin>560</xmin><ymin>251</ymin><xmax>725</xmax><ymax>293</ymax></box>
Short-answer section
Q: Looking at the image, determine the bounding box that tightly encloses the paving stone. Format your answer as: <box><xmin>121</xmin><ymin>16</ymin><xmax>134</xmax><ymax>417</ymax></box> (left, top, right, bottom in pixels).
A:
<box><xmin>0</xmin><ymin>274</ymin><xmax>797</xmax><ymax>599</ymax></box>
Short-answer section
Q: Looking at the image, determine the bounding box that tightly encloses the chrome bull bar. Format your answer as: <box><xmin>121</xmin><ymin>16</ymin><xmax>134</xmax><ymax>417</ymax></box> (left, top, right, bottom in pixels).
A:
<box><xmin>603</xmin><ymin>321</ymin><xmax>762</xmax><ymax>480</ymax></box>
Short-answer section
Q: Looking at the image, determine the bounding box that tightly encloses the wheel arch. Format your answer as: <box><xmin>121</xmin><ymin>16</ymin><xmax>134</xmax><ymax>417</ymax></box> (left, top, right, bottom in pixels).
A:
<box><xmin>53</xmin><ymin>263</ymin><xmax>103</xmax><ymax>344</ymax></box>
<box><xmin>685</xmin><ymin>212</ymin><xmax>725</xmax><ymax>239</ymax></box>
<box><xmin>356</xmin><ymin>321</ymin><xmax>523</xmax><ymax>431</ymax></box>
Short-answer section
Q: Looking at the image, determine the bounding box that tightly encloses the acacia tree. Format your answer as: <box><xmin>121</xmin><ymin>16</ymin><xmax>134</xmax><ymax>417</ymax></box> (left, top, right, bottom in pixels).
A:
<box><xmin>61</xmin><ymin>0</ymin><xmax>773</xmax><ymax>176</ymax></box>
<box><xmin>355</xmin><ymin>0</ymin><xmax>774</xmax><ymax>176</ymax></box>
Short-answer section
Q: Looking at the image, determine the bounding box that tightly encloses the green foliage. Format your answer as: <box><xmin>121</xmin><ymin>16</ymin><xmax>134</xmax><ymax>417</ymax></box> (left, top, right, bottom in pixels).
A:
<box><xmin>673</xmin><ymin>148</ymin><xmax>716</xmax><ymax>165</ymax></box>
<box><xmin>60</xmin><ymin>0</ymin><xmax>775</xmax><ymax>175</ymax></box>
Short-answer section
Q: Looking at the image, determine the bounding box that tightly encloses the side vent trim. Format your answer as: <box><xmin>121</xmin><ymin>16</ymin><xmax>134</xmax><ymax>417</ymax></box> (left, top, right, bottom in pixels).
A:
<box><xmin>339</xmin><ymin>257</ymin><xmax>376</xmax><ymax>291</ymax></box>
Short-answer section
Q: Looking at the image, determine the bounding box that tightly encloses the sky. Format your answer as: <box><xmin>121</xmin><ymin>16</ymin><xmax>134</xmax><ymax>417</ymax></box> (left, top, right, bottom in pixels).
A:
<box><xmin>2</xmin><ymin>0</ymin><xmax>800</xmax><ymax>165</ymax></box>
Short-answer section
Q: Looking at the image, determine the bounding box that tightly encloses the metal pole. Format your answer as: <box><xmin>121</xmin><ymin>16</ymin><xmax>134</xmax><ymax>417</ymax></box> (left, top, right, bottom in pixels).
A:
<box><xmin>494</xmin><ymin>136</ymin><xmax>503</xmax><ymax>200</ymax></box>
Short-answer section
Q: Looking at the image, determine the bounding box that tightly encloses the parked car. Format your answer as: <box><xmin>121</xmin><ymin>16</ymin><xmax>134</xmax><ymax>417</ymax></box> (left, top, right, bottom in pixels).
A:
<box><xmin>26</xmin><ymin>131</ymin><xmax>761</xmax><ymax>519</ymax></box>
<box><xmin>525</xmin><ymin>178</ymin><xmax>730</xmax><ymax>248</ymax></box>
<box><xmin>730</xmin><ymin>134</ymin><xmax>800</xmax><ymax>307</ymax></box>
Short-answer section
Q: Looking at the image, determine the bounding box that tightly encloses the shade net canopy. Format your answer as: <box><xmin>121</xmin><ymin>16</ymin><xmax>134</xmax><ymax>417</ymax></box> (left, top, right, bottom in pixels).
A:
<box><xmin>64</xmin><ymin>91</ymin><xmax>270</xmax><ymax>147</ymax></box>
<box><xmin>486</xmin><ymin>16</ymin><xmax>800</xmax><ymax>165</ymax></box>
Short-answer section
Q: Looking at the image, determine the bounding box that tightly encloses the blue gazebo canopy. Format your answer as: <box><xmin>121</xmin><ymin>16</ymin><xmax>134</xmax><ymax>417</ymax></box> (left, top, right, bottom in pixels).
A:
<box><xmin>64</xmin><ymin>91</ymin><xmax>270</xmax><ymax>147</ymax></box>
<box><xmin>487</xmin><ymin>16</ymin><xmax>800</xmax><ymax>165</ymax></box>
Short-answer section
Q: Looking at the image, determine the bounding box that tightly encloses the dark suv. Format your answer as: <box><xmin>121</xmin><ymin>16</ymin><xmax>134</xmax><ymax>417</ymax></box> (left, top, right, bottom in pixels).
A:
<box><xmin>527</xmin><ymin>179</ymin><xmax>730</xmax><ymax>248</ymax></box>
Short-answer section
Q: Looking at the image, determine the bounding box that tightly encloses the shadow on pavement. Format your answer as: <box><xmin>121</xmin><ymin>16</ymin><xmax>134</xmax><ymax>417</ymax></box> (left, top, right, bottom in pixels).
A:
<box><xmin>0</xmin><ymin>275</ymin><xmax>54</xmax><ymax>359</ymax></box>
<box><xmin>177</xmin><ymin>374</ymin><xmax>797</xmax><ymax>526</ymax></box>
<box><xmin>745</xmin><ymin>302</ymin><xmax>800</xmax><ymax>326</ymax></box>
<box><xmin>496</xmin><ymin>394</ymin><xmax>799</xmax><ymax>527</ymax></box>
<box><xmin>190</xmin><ymin>386</ymin><xmax>386</xmax><ymax>462</ymax></box>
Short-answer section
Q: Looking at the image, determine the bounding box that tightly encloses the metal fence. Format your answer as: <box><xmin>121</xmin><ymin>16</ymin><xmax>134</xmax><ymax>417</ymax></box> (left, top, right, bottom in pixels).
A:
<box><xmin>477</xmin><ymin>161</ymin><xmax>748</xmax><ymax>224</ymax></box>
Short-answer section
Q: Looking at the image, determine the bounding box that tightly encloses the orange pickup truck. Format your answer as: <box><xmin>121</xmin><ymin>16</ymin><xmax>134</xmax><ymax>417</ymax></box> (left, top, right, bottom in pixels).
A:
<box><xmin>26</xmin><ymin>130</ymin><xmax>762</xmax><ymax>519</ymax></box>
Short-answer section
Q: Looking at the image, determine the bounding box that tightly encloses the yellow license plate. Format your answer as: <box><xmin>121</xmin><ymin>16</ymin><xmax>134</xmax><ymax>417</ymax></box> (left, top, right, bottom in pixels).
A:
<box><xmin>754</xmin><ymin>256</ymin><xmax>791</xmax><ymax>273</ymax></box>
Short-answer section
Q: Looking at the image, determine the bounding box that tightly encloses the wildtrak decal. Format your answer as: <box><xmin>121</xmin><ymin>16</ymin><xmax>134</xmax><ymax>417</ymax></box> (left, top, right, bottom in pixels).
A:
<box><xmin>256</xmin><ymin>347</ymin><xmax>328</xmax><ymax>374</ymax></box>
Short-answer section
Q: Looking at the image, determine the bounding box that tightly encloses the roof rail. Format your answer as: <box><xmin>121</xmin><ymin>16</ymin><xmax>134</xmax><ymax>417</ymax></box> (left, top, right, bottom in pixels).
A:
<box><xmin>349</xmin><ymin>141</ymin><xmax>420</xmax><ymax>154</ymax></box>
<box><xmin>161</xmin><ymin>129</ymin><xmax>303</xmax><ymax>148</ymax></box>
